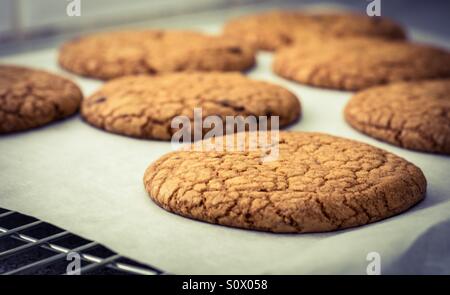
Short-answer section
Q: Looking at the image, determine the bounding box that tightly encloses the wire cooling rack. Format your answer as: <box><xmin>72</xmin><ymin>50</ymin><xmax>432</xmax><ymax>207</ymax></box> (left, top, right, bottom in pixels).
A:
<box><xmin>0</xmin><ymin>207</ymin><xmax>164</xmax><ymax>275</ymax></box>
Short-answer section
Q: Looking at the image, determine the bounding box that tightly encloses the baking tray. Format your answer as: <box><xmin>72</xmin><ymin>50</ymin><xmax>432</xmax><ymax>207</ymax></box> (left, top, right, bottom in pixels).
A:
<box><xmin>1</xmin><ymin>3</ymin><xmax>450</xmax><ymax>274</ymax></box>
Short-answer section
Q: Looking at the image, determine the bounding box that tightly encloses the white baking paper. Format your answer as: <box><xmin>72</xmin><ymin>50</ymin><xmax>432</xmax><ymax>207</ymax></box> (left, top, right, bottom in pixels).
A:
<box><xmin>1</xmin><ymin>5</ymin><xmax>450</xmax><ymax>274</ymax></box>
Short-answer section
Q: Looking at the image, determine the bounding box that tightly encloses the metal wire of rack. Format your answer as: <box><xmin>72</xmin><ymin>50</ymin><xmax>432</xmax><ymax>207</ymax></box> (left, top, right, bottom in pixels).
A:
<box><xmin>0</xmin><ymin>207</ymin><xmax>164</xmax><ymax>275</ymax></box>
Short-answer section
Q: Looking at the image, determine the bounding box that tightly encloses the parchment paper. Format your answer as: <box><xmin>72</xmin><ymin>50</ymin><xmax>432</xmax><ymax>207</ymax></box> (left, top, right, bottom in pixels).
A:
<box><xmin>1</xmin><ymin>5</ymin><xmax>450</xmax><ymax>274</ymax></box>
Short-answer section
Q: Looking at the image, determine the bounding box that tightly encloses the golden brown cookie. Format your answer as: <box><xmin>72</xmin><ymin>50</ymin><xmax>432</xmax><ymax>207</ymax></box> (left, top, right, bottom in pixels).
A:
<box><xmin>273</xmin><ymin>38</ymin><xmax>450</xmax><ymax>90</ymax></box>
<box><xmin>59</xmin><ymin>30</ymin><xmax>256</xmax><ymax>80</ymax></box>
<box><xmin>82</xmin><ymin>72</ymin><xmax>301</xmax><ymax>140</ymax></box>
<box><xmin>0</xmin><ymin>65</ymin><xmax>82</xmax><ymax>133</ymax></box>
<box><xmin>223</xmin><ymin>10</ymin><xmax>406</xmax><ymax>51</ymax></box>
<box><xmin>345</xmin><ymin>79</ymin><xmax>450</xmax><ymax>154</ymax></box>
<box><xmin>143</xmin><ymin>131</ymin><xmax>426</xmax><ymax>233</ymax></box>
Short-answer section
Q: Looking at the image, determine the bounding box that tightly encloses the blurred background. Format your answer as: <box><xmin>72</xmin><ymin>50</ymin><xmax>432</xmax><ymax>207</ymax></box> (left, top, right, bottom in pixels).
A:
<box><xmin>0</xmin><ymin>0</ymin><xmax>449</xmax><ymax>55</ymax></box>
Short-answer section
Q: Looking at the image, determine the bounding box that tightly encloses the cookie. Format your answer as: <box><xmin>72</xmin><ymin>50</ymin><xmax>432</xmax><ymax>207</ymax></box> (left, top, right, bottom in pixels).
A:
<box><xmin>0</xmin><ymin>65</ymin><xmax>83</xmax><ymax>133</ymax></box>
<box><xmin>223</xmin><ymin>10</ymin><xmax>406</xmax><ymax>51</ymax></box>
<box><xmin>59</xmin><ymin>30</ymin><xmax>256</xmax><ymax>80</ymax></box>
<box><xmin>143</xmin><ymin>131</ymin><xmax>426</xmax><ymax>233</ymax></box>
<box><xmin>273</xmin><ymin>38</ymin><xmax>450</xmax><ymax>90</ymax></box>
<box><xmin>82</xmin><ymin>72</ymin><xmax>301</xmax><ymax>140</ymax></box>
<box><xmin>345</xmin><ymin>79</ymin><xmax>450</xmax><ymax>154</ymax></box>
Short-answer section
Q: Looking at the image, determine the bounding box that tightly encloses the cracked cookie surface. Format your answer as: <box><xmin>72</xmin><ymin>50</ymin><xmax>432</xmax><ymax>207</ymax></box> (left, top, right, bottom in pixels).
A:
<box><xmin>273</xmin><ymin>38</ymin><xmax>450</xmax><ymax>90</ymax></box>
<box><xmin>59</xmin><ymin>30</ymin><xmax>256</xmax><ymax>80</ymax></box>
<box><xmin>345</xmin><ymin>79</ymin><xmax>450</xmax><ymax>154</ymax></box>
<box><xmin>143</xmin><ymin>131</ymin><xmax>426</xmax><ymax>233</ymax></box>
<box><xmin>0</xmin><ymin>65</ymin><xmax>83</xmax><ymax>133</ymax></box>
<box><xmin>223</xmin><ymin>11</ymin><xmax>406</xmax><ymax>51</ymax></box>
<box><xmin>82</xmin><ymin>72</ymin><xmax>301</xmax><ymax>140</ymax></box>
